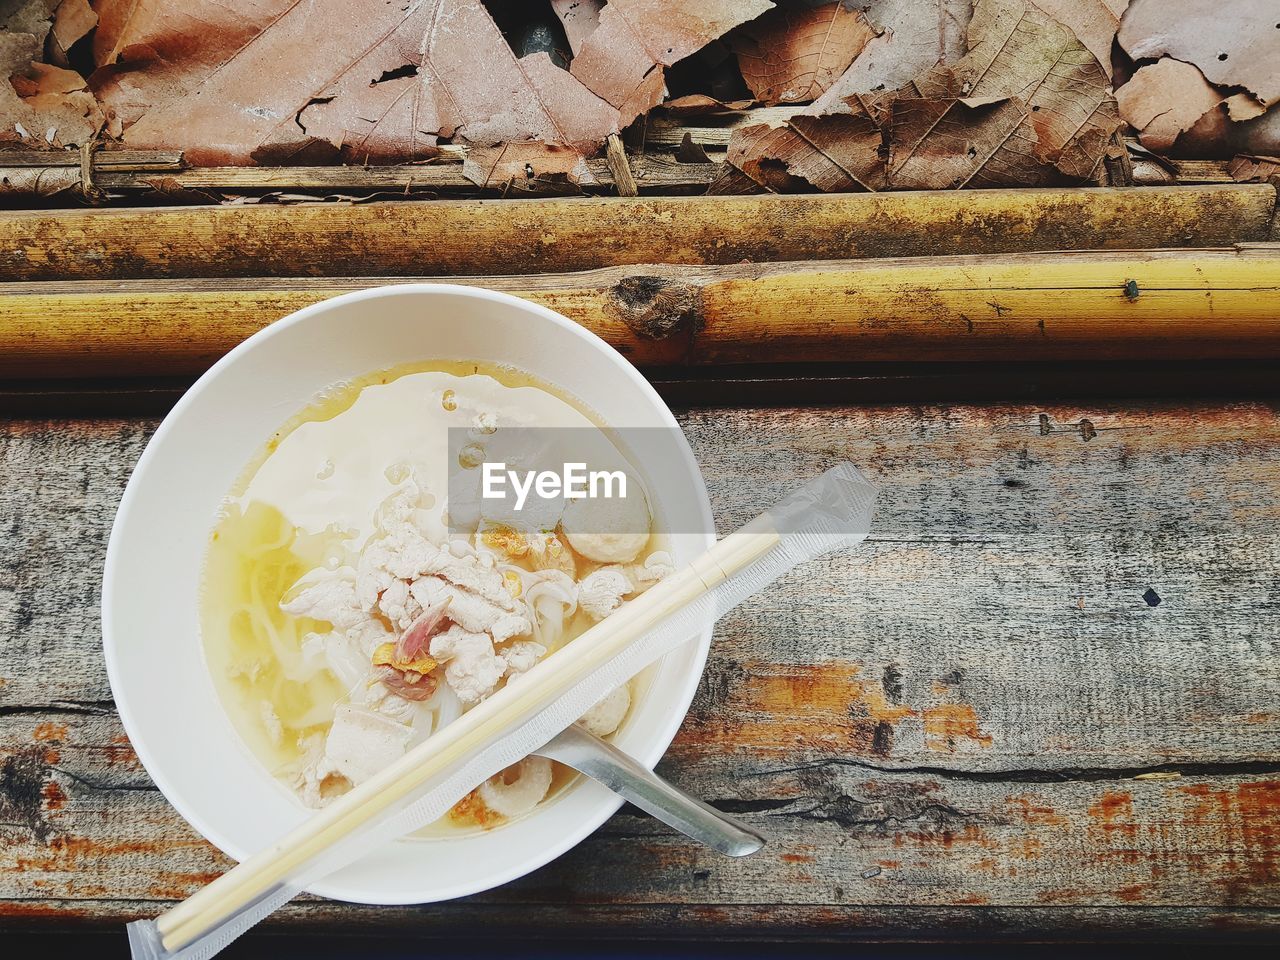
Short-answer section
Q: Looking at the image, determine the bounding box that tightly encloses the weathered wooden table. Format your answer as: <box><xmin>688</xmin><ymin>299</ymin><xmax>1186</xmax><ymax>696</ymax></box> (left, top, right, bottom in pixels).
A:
<box><xmin>2</xmin><ymin>399</ymin><xmax>1277</xmax><ymax>943</ymax></box>
<box><xmin>1</xmin><ymin>185</ymin><xmax>1278</xmax><ymax>946</ymax></box>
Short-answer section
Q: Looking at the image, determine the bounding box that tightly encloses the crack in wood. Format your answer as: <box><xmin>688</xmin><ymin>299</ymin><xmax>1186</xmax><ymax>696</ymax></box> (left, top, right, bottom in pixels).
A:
<box><xmin>794</xmin><ymin>797</ymin><xmax>982</xmax><ymax>831</ymax></box>
<box><xmin>715</xmin><ymin>794</ymin><xmax>984</xmax><ymax>831</ymax></box>
<box><xmin>48</xmin><ymin>767</ymin><xmax>157</xmax><ymax>795</ymax></box>
<box><xmin>0</xmin><ymin>702</ymin><xmax>117</xmax><ymax>718</ymax></box>
<box><xmin>739</xmin><ymin>758</ymin><xmax>1280</xmax><ymax>784</ymax></box>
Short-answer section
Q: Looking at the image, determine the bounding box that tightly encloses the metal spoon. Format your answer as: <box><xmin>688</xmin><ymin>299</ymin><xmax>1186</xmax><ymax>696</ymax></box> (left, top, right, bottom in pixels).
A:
<box><xmin>535</xmin><ymin>723</ymin><xmax>766</xmax><ymax>857</ymax></box>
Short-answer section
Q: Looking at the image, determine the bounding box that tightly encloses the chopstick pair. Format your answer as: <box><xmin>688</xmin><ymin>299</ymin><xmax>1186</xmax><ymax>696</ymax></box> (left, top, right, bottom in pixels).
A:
<box><xmin>129</xmin><ymin>462</ymin><xmax>877</xmax><ymax>960</ymax></box>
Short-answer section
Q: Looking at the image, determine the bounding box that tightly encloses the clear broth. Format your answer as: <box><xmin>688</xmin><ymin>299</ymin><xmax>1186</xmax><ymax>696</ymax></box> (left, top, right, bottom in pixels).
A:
<box><xmin>201</xmin><ymin>360</ymin><xmax>658</xmax><ymax>834</ymax></box>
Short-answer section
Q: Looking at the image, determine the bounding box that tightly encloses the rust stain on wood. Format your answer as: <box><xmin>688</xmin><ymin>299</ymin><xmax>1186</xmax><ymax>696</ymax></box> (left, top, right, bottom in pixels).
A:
<box><xmin>16</xmin><ymin>836</ymin><xmax>159</xmax><ymax>871</ymax></box>
<box><xmin>894</xmin><ymin>822</ymin><xmax>991</xmax><ymax>852</ymax></box>
<box><xmin>40</xmin><ymin>781</ymin><xmax>66</xmax><ymax>812</ymax></box>
<box><xmin>0</xmin><ymin>900</ymin><xmax>89</xmax><ymax>919</ymax></box>
<box><xmin>1180</xmin><ymin>782</ymin><xmax>1280</xmax><ymax>887</ymax></box>
<box><xmin>106</xmin><ymin>734</ymin><xmax>143</xmax><ymax>769</ymax></box>
<box><xmin>921</xmin><ymin>703</ymin><xmax>993</xmax><ymax>752</ymax></box>
<box><xmin>1088</xmin><ymin>790</ymin><xmax>1138</xmax><ymax>839</ymax></box>
<box><xmin>680</xmin><ymin>661</ymin><xmax>995</xmax><ymax>758</ymax></box>
<box><xmin>31</xmin><ymin>723</ymin><xmax>67</xmax><ymax>742</ymax></box>
<box><xmin>1005</xmin><ymin>794</ymin><xmax>1068</xmax><ymax>826</ymax></box>
<box><xmin>1037</xmin><ymin>887</ymin><xmax>1089</xmax><ymax>904</ymax></box>
<box><xmin>1116</xmin><ymin>883</ymin><xmax>1149</xmax><ymax>903</ymax></box>
<box><xmin>680</xmin><ymin>662</ymin><xmax>918</xmax><ymax>756</ymax></box>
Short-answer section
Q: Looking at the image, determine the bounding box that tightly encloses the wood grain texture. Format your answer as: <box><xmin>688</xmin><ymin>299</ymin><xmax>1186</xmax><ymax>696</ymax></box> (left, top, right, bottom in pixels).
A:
<box><xmin>0</xmin><ymin>136</ymin><xmax>1245</xmax><ymax>202</ymax></box>
<box><xmin>1</xmin><ymin>401</ymin><xmax>1278</xmax><ymax>937</ymax></box>
<box><xmin>1</xmin><ymin>247</ymin><xmax>1278</xmax><ymax>379</ymax></box>
<box><xmin>0</xmin><ymin>185</ymin><xmax>1273</xmax><ymax>282</ymax></box>
<box><xmin>0</xmin><ymin>156</ymin><xmax>721</xmax><ymax>201</ymax></box>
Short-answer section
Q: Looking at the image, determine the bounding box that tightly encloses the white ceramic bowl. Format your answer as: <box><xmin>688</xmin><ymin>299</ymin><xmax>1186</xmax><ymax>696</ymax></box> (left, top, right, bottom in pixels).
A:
<box><xmin>102</xmin><ymin>285</ymin><xmax>715</xmax><ymax>903</ymax></box>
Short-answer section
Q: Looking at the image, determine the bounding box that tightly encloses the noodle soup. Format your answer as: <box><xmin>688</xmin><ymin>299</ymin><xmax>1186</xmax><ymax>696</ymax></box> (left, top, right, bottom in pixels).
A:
<box><xmin>202</xmin><ymin>362</ymin><xmax>668</xmax><ymax>831</ymax></box>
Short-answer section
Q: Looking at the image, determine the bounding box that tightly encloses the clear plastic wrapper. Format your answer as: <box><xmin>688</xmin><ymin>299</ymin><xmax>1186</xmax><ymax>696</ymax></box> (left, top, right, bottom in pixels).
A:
<box><xmin>128</xmin><ymin>462</ymin><xmax>877</xmax><ymax>960</ymax></box>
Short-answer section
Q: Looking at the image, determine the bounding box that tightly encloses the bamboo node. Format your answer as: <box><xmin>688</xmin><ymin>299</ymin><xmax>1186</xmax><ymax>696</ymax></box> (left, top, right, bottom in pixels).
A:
<box><xmin>607</xmin><ymin>275</ymin><xmax>699</xmax><ymax>340</ymax></box>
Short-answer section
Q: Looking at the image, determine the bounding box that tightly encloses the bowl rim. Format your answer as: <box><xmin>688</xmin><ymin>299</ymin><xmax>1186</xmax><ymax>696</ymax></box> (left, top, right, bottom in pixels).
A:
<box><xmin>101</xmin><ymin>283</ymin><xmax>716</xmax><ymax>904</ymax></box>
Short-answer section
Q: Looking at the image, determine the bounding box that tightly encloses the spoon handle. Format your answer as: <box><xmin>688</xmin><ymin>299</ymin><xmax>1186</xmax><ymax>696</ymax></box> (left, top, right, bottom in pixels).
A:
<box><xmin>535</xmin><ymin>724</ymin><xmax>766</xmax><ymax>857</ymax></box>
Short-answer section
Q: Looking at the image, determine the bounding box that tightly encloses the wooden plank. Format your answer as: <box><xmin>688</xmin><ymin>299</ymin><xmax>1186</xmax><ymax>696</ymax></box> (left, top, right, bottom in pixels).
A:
<box><xmin>605</xmin><ymin>135</ymin><xmax>640</xmax><ymax>198</ymax></box>
<box><xmin>0</xmin><ymin>155</ymin><xmax>1242</xmax><ymax>198</ymax></box>
<box><xmin>86</xmin><ymin>154</ymin><xmax>716</xmax><ymax>194</ymax></box>
<box><xmin>0</xmin><ymin>154</ymin><xmax>721</xmax><ymax>197</ymax></box>
<box><xmin>646</xmin><ymin>108</ymin><xmax>838</xmax><ymax>149</ymax></box>
<box><xmin>1</xmin><ymin>136</ymin><xmax>1243</xmax><ymax>201</ymax></box>
<box><xmin>0</xmin><ymin>129</ymin><xmax>1244</xmax><ymax>199</ymax></box>
<box><xmin>0</xmin><ymin>185</ymin><xmax>1272</xmax><ymax>282</ymax></box>
<box><xmin>0</xmin><ymin>151</ymin><xmax>185</xmax><ymax>169</ymax></box>
<box><xmin>1</xmin><ymin>248</ymin><xmax>1277</xmax><ymax>379</ymax></box>
<box><xmin>1</xmin><ymin>709</ymin><xmax>1276</xmax><ymax>932</ymax></box>
<box><xmin>1</xmin><ymin>401</ymin><xmax>1278</xmax><ymax>935</ymax></box>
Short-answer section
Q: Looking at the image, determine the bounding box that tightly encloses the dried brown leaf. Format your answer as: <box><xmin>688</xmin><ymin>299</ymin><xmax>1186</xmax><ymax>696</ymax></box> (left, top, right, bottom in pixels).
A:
<box><xmin>730</xmin><ymin>2</ymin><xmax>877</xmax><ymax>105</ymax></box>
<box><xmin>568</xmin><ymin>0</ymin><xmax>772</xmax><ymax>124</ymax></box>
<box><xmin>1</xmin><ymin>29</ymin><xmax>102</xmax><ymax>148</ymax></box>
<box><xmin>725</xmin><ymin>123</ymin><xmax>805</xmax><ymax>190</ymax></box>
<box><xmin>1119</xmin><ymin>0</ymin><xmax>1280</xmax><ymax>108</ymax></box>
<box><xmin>1227</xmin><ymin>154</ymin><xmax>1280</xmax><ymax>183</ymax></box>
<box><xmin>92</xmin><ymin>0</ymin><xmax>445</xmax><ymax>164</ymax></box>
<box><xmin>674</xmin><ymin>131</ymin><xmax>711</xmax><ymax>163</ymax></box>
<box><xmin>1225</xmin><ymin>93</ymin><xmax>1268</xmax><ymax>123</ymax></box>
<box><xmin>89</xmin><ymin>0</ymin><xmax>769</xmax><ymax>165</ymax></box>
<box><xmin>1029</xmin><ymin>0</ymin><xmax>1129</xmax><ymax>77</ymax></box>
<box><xmin>728</xmin><ymin>110</ymin><xmax>887</xmax><ymax>190</ymax></box>
<box><xmin>941</xmin><ymin>0</ymin><xmax>1119</xmax><ymax>181</ymax></box>
<box><xmin>705</xmin><ymin>163</ymin><xmax>768</xmax><ymax>194</ymax></box>
<box><xmin>729</xmin><ymin>0</ymin><xmax>1120</xmax><ymax>191</ymax></box>
<box><xmin>421</xmin><ymin>2</ymin><xmax>618</xmax><ymax>151</ymax></box>
<box><xmin>1178</xmin><ymin>99</ymin><xmax>1280</xmax><ymax>159</ymax></box>
<box><xmin>10</xmin><ymin>61</ymin><xmax>84</xmax><ymax>97</ymax></box>
<box><xmin>462</xmin><ymin>141</ymin><xmax>598</xmax><ymax>190</ymax></box>
<box><xmin>810</xmin><ymin>0</ymin><xmax>973</xmax><ymax>113</ymax></box>
<box><xmin>1117</xmin><ymin>58</ymin><xmax>1221</xmax><ymax>151</ymax></box>
<box><xmin>0</xmin><ymin>158</ymin><xmax>79</xmax><ymax>197</ymax></box>
<box><xmin>49</xmin><ymin>0</ymin><xmax>97</xmax><ymax>66</ymax></box>
<box><xmin>889</xmin><ymin>96</ymin><xmax>1032</xmax><ymax>188</ymax></box>
<box><xmin>661</xmin><ymin>93</ymin><xmax>757</xmax><ymax>115</ymax></box>
<box><xmin>550</xmin><ymin>0</ymin><xmax>604</xmax><ymax>56</ymax></box>
<box><xmin>1117</xmin><ymin>56</ymin><xmax>1279</xmax><ymax>158</ymax></box>
<box><xmin>786</xmin><ymin>109</ymin><xmax>890</xmax><ymax>189</ymax></box>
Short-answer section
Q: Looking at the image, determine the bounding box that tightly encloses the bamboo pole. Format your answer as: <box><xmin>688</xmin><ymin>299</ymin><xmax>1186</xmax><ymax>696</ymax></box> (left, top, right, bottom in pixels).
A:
<box><xmin>2</xmin><ymin>247</ymin><xmax>1276</xmax><ymax>378</ymax></box>
<box><xmin>0</xmin><ymin>185</ymin><xmax>1272</xmax><ymax>282</ymax></box>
